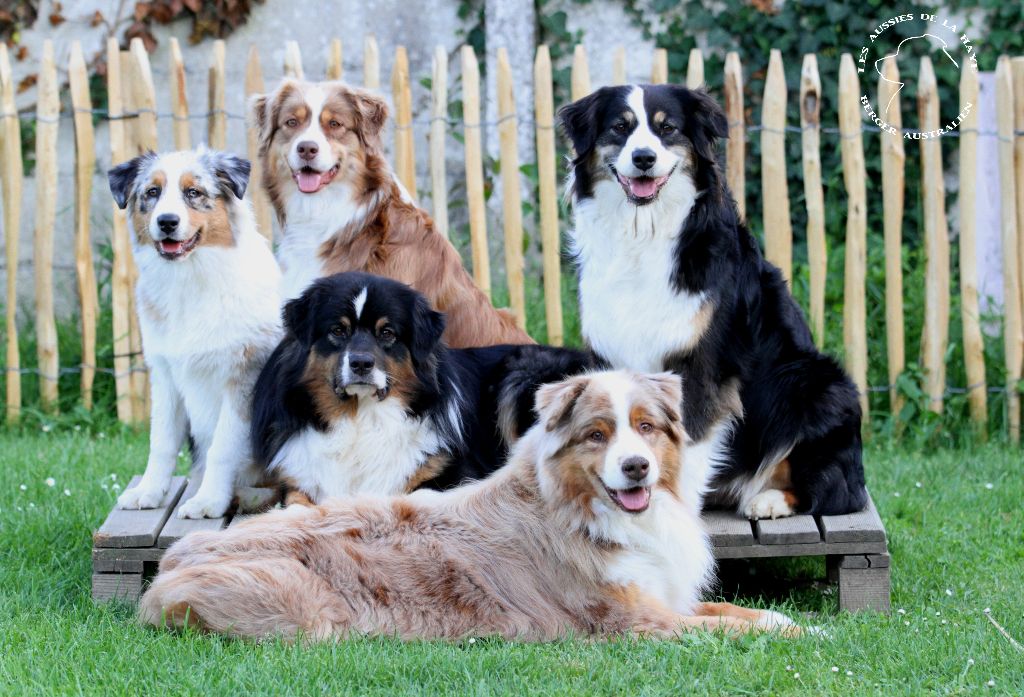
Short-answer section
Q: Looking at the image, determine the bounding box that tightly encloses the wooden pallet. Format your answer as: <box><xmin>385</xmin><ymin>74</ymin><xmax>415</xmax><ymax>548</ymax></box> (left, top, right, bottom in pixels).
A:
<box><xmin>93</xmin><ymin>480</ymin><xmax>889</xmax><ymax>612</ymax></box>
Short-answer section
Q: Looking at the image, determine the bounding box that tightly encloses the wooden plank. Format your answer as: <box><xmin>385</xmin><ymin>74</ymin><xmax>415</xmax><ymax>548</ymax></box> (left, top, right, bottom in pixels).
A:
<box><xmin>571</xmin><ymin>44</ymin><xmax>591</xmax><ymax>100</ymax></box>
<box><xmin>93</xmin><ymin>557</ymin><xmax>144</xmax><ymax>573</ymax></box>
<box><xmin>703</xmin><ymin>510</ymin><xmax>754</xmax><ymax>547</ymax></box>
<box><xmin>283</xmin><ymin>40</ymin><xmax>304</xmax><ymax>80</ymax></box>
<box><xmin>867</xmin><ymin>553</ymin><xmax>890</xmax><ymax>568</ymax></box>
<box><xmin>685</xmin><ymin>48</ymin><xmax>703</xmax><ymax>89</ymax></box>
<box><xmin>818</xmin><ymin>494</ymin><xmax>886</xmax><ymax>543</ymax></box>
<box><xmin>429</xmin><ymin>45</ymin><xmax>449</xmax><ymax>238</ymax></box>
<box><xmin>1014</xmin><ymin>58</ymin><xmax>1024</xmax><ymax>336</ymax></box>
<box><xmin>169</xmin><ymin>37</ymin><xmax>190</xmax><ymax>150</ymax></box>
<box><xmin>754</xmin><ymin>515</ymin><xmax>822</xmax><ymax>545</ymax></box>
<box><xmin>92</xmin><ymin>573</ymin><xmax>143</xmax><ymax>603</ymax></box>
<box><xmin>879</xmin><ymin>56</ymin><xmax>906</xmax><ymax>424</ymax></box>
<box><xmin>208</xmin><ymin>40</ymin><xmax>227</xmax><ymax>149</ymax></box>
<box><xmin>461</xmin><ymin>46</ymin><xmax>490</xmax><ymax>299</ymax></box>
<box><xmin>800</xmin><ymin>53</ymin><xmax>826</xmax><ymax>346</ymax></box>
<box><xmin>837</xmin><ymin>565</ymin><xmax>890</xmax><ymax>613</ymax></box>
<box><xmin>326</xmin><ymin>38</ymin><xmax>343</xmax><ymax>80</ymax></box>
<box><xmin>651</xmin><ymin>48</ymin><xmax>668</xmax><ymax>84</ymax></box>
<box><xmin>158</xmin><ymin>478</ymin><xmax>228</xmax><ymax>548</ymax></box>
<box><xmin>245</xmin><ymin>46</ymin><xmax>273</xmax><ymax>243</ymax></box>
<box><xmin>839</xmin><ymin>53</ymin><xmax>869</xmax><ymax>419</ymax></box>
<box><xmin>391</xmin><ymin>46</ymin><xmax>416</xmax><ymax>196</ymax></box>
<box><xmin>93</xmin><ymin>476</ymin><xmax>187</xmax><ymax>548</ymax></box>
<box><xmin>761</xmin><ymin>49</ymin><xmax>791</xmax><ymax>285</ymax></box>
<box><xmin>723</xmin><ymin>52</ymin><xmax>745</xmax><ymax>220</ymax></box>
<box><xmin>69</xmin><ymin>42</ymin><xmax>99</xmax><ymax>412</ymax></box>
<box><xmin>107</xmin><ymin>38</ymin><xmax>134</xmax><ymax>424</ymax></box>
<box><xmin>0</xmin><ymin>45</ymin><xmax>22</xmax><ymax>422</ymax></box>
<box><xmin>918</xmin><ymin>56</ymin><xmax>950</xmax><ymax>416</ymax></box>
<box><xmin>93</xmin><ymin>546</ymin><xmax>165</xmax><ymax>563</ymax></box>
<box><xmin>534</xmin><ymin>45</ymin><xmax>563</xmax><ymax>347</ymax></box>
<box><xmin>364</xmin><ymin>35</ymin><xmax>380</xmax><ymax>90</ymax></box>
<box><xmin>958</xmin><ymin>61</ymin><xmax>987</xmax><ymax>435</ymax></box>
<box><xmin>129</xmin><ymin>38</ymin><xmax>158</xmax><ymax>151</ymax></box>
<box><xmin>996</xmin><ymin>56</ymin><xmax>1022</xmax><ymax>443</ymax></box>
<box><xmin>612</xmin><ymin>46</ymin><xmax>626</xmax><ymax>86</ymax></box>
<box><xmin>34</xmin><ymin>40</ymin><xmax>59</xmax><ymax>413</ymax></box>
<box><xmin>497</xmin><ymin>48</ymin><xmax>526</xmax><ymax>331</ymax></box>
<box><xmin>713</xmin><ymin>538</ymin><xmax>887</xmax><ymax>560</ymax></box>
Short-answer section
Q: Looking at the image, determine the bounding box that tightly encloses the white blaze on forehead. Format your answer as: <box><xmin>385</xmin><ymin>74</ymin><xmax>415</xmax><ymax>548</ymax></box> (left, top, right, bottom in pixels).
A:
<box><xmin>614</xmin><ymin>86</ymin><xmax>679</xmax><ymax>179</ymax></box>
<box><xmin>352</xmin><ymin>287</ymin><xmax>368</xmax><ymax>319</ymax></box>
<box><xmin>590</xmin><ymin>371</ymin><xmax>660</xmax><ymax>490</ymax></box>
<box><xmin>288</xmin><ymin>85</ymin><xmax>336</xmax><ymax>173</ymax></box>
<box><xmin>140</xmin><ymin>151</ymin><xmax>211</xmax><ymax>240</ymax></box>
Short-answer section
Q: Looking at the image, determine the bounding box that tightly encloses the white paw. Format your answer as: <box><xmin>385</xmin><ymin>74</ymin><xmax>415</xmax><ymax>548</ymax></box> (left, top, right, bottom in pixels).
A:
<box><xmin>743</xmin><ymin>489</ymin><xmax>795</xmax><ymax>520</ymax></box>
<box><xmin>117</xmin><ymin>482</ymin><xmax>168</xmax><ymax>510</ymax></box>
<box><xmin>176</xmin><ymin>493</ymin><xmax>230</xmax><ymax>519</ymax></box>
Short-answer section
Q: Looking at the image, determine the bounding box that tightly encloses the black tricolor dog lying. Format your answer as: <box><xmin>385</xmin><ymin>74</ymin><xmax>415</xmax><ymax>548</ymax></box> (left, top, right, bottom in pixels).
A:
<box><xmin>251</xmin><ymin>272</ymin><xmax>594</xmax><ymax>503</ymax></box>
<box><xmin>559</xmin><ymin>84</ymin><xmax>866</xmax><ymax>518</ymax></box>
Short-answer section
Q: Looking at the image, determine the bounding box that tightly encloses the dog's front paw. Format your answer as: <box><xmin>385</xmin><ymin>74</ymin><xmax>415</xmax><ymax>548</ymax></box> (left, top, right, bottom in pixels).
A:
<box><xmin>176</xmin><ymin>493</ymin><xmax>230</xmax><ymax>519</ymax></box>
<box><xmin>117</xmin><ymin>481</ymin><xmax>168</xmax><ymax>510</ymax></box>
<box><xmin>743</xmin><ymin>489</ymin><xmax>795</xmax><ymax>520</ymax></box>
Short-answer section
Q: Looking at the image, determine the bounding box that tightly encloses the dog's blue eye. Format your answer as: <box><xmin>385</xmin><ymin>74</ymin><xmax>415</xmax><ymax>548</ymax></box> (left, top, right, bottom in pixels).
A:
<box><xmin>185</xmin><ymin>188</ymin><xmax>201</xmax><ymax>199</ymax></box>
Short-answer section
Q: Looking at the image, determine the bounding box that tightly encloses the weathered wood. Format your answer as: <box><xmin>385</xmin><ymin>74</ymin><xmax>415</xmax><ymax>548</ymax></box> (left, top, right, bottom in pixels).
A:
<box><xmin>327</xmin><ymin>38</ymin><xmax>343</xmax><ymax>80</ymax></box>
<box><xmin>129</xmin><ymin>38</ymin><xmax>158</xmax><ymax>151</ymax></box>
<box><xmin>571</xmin><ymin>44</ymin><xmax>591</xmax><ymax>100</ymax></box>
<box><xmin>208</xmin><ymin>40</ymin><xmax>227</xmax><ymax>149</ymax></box>
<box><xmin>461</xmin><ymin>46</ymin><xmax>490</xmax><ymax>299</ymax></box>
<box><xmin>93</xmin><ymin>558</ymin><xmax>144</xmax><ymax>574</ymax></box>
<box><xmin>158</xmin><ymin>478</ymin><xmax>229</xmax><ymax>548</ymax></box>
<box><xmin>837</xmin><ymin>562</ymin><xmax>890</xmax><ymax>612</ymax></box>
<box><xmin>391</xmin><ymin>46</ymin><xmax>416</xmax><ymax>197</ymax></box>
<box><xmin>818</xmin><ymin>495</ymin><xmax>886</xmax><ymax>543</ymax></box>
<box><xmin>1014</xmin><ymin>58</ymin><xmax>1024</xmax><ymax>333</ymax></box>
<box><xmin>69</xmin><ymin>41</ymin><xmax>99</xmax><ymax>411</ymax></box>
<box><xmin>703</xmin><ymin>510</ymin><xmax>754</xmax><ymax>547</ymax></box>
<box><xmin>879</xmin><ymin>56</ymin><xmax>906</xmax><ymax>424</ymax></box>
<box><xmin>92</xmin><ymin>573</ymin><xmax>143</xmax><ymax>603</ymax></box>
<box><xmin>497</xmin><ymin>48</ymin><xmax>526</xmax><ymax>330</ymax></box>
<box><xmin>0</xmin><ymin>45</ymin><xmax>22</xmax><ymax>422</ymax></box>
<box><xmin>800</xmin><ymin>53</ymin><xmax>826</xmax><ymax>346</ymax></box>
<box><xmin>363</xmin><ymin>36</ymin><xmax>380</xmax><ymax>90</ymax></box>
<box><xmin>612</xmin><ymin>46</ymin><xmax>626</xmax><ymax>86</ymax></box>
<box><xmin>713</xmin><ymin>538</ymin><xmax>887</xmax><ymax>560</ymax></box>
<box><xmin>93</xmin><ymin>476</ymin><xmax>187</xmax><ymax>548</ymax></box>
<box><xmin>723</xmin><ymin>52</ymin><xmax>745</xmax><ymax>220</ymax></box>
<box><xmin>651</xmin><ymin>48</ymin><xmax>668</xmax><ymax>84</ymax></box>
<box><xmin>754</xmin><ymin>514</ymin><xmax>821</xmax><ymax>544</ymax></box>
<box><xmin>34</xmin><ymin>40</ymin><xmax>59</xmax><ymax>413</ymax></box>
<box><xmin>839</xmin><ymin>54</ymin><xmax>869</xmax><ymax>419</ymax></box>
<box><xmin>534</xmin><ymin>45</ymin><xmax>563</xmax><ymax>346</ymax></box>
<box><xmin>429</xmin><ymin>45</ymin><xmax>449</xmax><ymax>238</ymax></box>
<box><xmin>686</xmin><ymin>48</ymin><xmax>704</xmax><ymax>89</ymax></box>
<box><xmin>761</xmin><ymin>49</ymin><xmax>792</xmax><ymax>284</ymax></box>
<box><xmin>169</xmin><ymin>37</ymin><xmax>190</xmax><ymax>150</ymax></box>
<box><xmin>92</xmin><ymin>546</ymin><xmax>165</xmax><ymax>563</ymax></box>
<box><xmin>245</xmin><ymin>46</ymin><xmax>273</xmax><ymax>242</ymax></box>
<box><xmin>283</xmin><ymin>40</ymin><xmax>304</xmax><ymax>80</ymax></box>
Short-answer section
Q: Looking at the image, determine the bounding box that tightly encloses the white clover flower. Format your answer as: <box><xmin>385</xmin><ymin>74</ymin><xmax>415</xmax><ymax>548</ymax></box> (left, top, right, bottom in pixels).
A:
<box><xmin>41</xmin><ymin>424</ymin><xmax>51</xmax><ymax>433</ymax></box>
<box><xmin>45</xmin><ymin>478</ymin><xmax>55</xmax><ymax>487</ymax></box>
<box><xmin>915</xmin><ymin>481</ymin><xmax>922</xmax><ymax>488</ymax></box>
<box><xmin>984</xmin><ymin>483</ymin><xmax>993</xmax><ymax>490</ymax></box>
<box><xmin>831</xmin><ymin>666</ymin><xmax>839</xmax><ymax>673</ymax></box>
<box><xmin>846</xmin><ymin>671</ymin><xmax>853</xmax><ymax>677</ymax></box>
<box><xmin>19</xmin><ymin>484</ymin><xmax>26</xmax><ymax>491</ymax></box>
<box><xmin>987</xmin><ymin>680</ymin><xmax>994</xmax><ymax>687</ymax></box>
<box><xmin>897</xmin><ymin>608</ymin><xmax>906</xmax><ymax>615</ymax></box>
<box><xmin>945</xmin><ymin>589</ymin><xmax>952</xmax><ymax>596</ymax></box>
<box><xmin>63</xmin><ymin>489</ymin><xmax>71</xmax><ymax>497</ymax></box>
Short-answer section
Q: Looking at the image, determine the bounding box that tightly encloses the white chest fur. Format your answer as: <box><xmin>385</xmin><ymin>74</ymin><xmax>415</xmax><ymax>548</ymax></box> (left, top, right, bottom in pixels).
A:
<box><xmin>572</xmin><ymin>175</ymin><xmax>707</xmax><ymax>373</ymax></box>
<box><xmin>271</xmin><ymin>398</ymin><xmax>444</xmax><ymax>502</ymax></box>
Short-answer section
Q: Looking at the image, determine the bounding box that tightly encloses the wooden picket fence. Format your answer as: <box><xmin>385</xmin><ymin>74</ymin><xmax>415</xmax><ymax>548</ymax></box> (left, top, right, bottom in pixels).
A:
<box><xmin>1</xmin><ymin>39</ymin><xmax>1023</xmax><ymax>444</ymax></box>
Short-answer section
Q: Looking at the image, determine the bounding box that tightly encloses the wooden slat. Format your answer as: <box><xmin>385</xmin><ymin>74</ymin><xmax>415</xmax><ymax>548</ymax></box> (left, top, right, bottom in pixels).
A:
<box><xmin>754</xmin><ymin>515</ymin><xmax>822</xmax><ymax>544</ymax></box>
<box><xmin>0</xmin><ymin>45</ymin><xmax>22</xmax><ymax>422</ymax></box>
<box><xmin>918</xmin><ymin>56</ymin><xmax>950</xmax><ymax>416</ymax></box>
<box><xmin>800</xmin><ymin>53</ymin><xmax>826</xmax><ymax>346</ymax></box>
<box><xmin>208</xmin><ymin>40</ymin><xmax>227</xmax><ymax>149</ymax></box>
<box><xmin>33</xmin><ymin>40</ymin><xmax>59</xmax><ymax>412</ymax></box>
<box><xmin>713</xmin><ymin>539</ymin><xmax>887</xmax><ymax>560</ymax></box>
<box><xmin>703</xmin><ymin>510</ymin><xmax>754</xmax><ymax>547</ymax></box>
<box><xmin>93</xmin><ymin>558</ymin><xmax>144</xmax><ymax>573</ymax></box>
<box><xmin>996</xmin><ymin>56</ymin><xmax>1022</xmax><ymax>444</ymax></box>
<box><xmin>93</xmin><ymin>476</ymin><xmax>187</xmax><ymax>548</ymax></box>
<box><xmin>838</xmin><ymin>54</ymin><xmax>869</xmax><ymax>419</ymax></box>
<box><xmin>69</xmin><ymin>42</ymin><xmax>99</xmax><ymax>411</ymax></box>
<box><xmin>534</xmin><ymin>45</ymin><xmax>563</xmax><ymax>347</ymax></box>
<box><xmin>129</xmin><ymin>38</ymin><xmax>158</xmax><ymax>151</ymax></box>
<box><xmin>169</xmin><ymin>37</ymin><xmax>190</xmax><ymax>150</ymax></box>
<box><xmin>158</xmin><ymin>477</ymin><xmax>229</xmax><ymax>548</ymax></box>
<box><xmin>651</xmin><ymin>48</ymin><xmax>668</xmax><ymax>84</ymax></box>
<box><xmin>723</xmin><ymin>52</ymin><xmax>745</xmax><ymax>220</ymax></box>
<box><xmin>612</xmin><ymin>46</ymin><xmax>626</xmax><ymax>86</ymax></box>
<box><xmin>245</xmin><ymin>46</ymin><xmax>273</xmax><ymax>243</ymax></box>
<box><xmin>283</xmin><ymin>40</ymin><xmax>304</xmax><ymax>80</ymax></box>
<box><xmin>571</xmin><ymin>44</ymin><xmax>590</xmax><ymax>100</ymax></box>
<box><xmin>327</xmin><ymin>38</ymin><xmax>343</xmax><ymax>80</ymax></box>
<box><xmin>1015</xmin><ymin>58</ymin><xmax>1024</xmax><ymax>332</ymax></box>
<box><xmin>429</xmin><ymin>45</ymin><xmax>448</xmax><ymax>238</ymax></box>
<box><xmin>461</xmin><ymin>46</ymin><xmax>490</xmax><ymax>299</ymax></box>
<box><xmin>685</xmin><ymin>48</ymin><xmax>704</xmax><ymax>89</ymax></box>
<box><xmin>107</xmin><ymin>38</ymin><xmax>133</xmax><ymax>424</ymax></box>
<box><xmin>958</xmin><ymin>61</ymin><xmax>987</xmax><ymax>435</ymax></box>
<box><xmin>93</xmin><ymin>546</ymin><xmax>165</xmax><ymax>563</ymax></box>
<box><xmin>879</xmin><ymin>56</ymin><xmax>906</xmax><ymax>423</ymax></box>
<box><xmin>819</xmin><ymin>495</ymin><xmax>886</xmax><ymax>543</ymax></box>
<box><xmin>761</xmin><ymin>49</ymin><xmax>792</xmax><ymax>285</ymax></box>
<box><xmin>92</xmin><ymin>573</ymin><xmax>143</xmax><ymax>603</ymax></box>
<box><xmin>497</xmin><ymin>48</ymin><xmax>526</xmax><ymax>330</ymax></box>
<box><xmin>391</xmin><ymin>46</ymin><xmax>416</xmax><ymax>196</ymax></box>
<box><xmin>364</xmin><ymin>35</ymin><xmax>380</xmax><ymax>90</ymax></box>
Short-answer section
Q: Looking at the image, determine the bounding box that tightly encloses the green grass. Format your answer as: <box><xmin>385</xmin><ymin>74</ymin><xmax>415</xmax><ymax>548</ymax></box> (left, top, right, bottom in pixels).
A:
<box><xmin>0</xmin><ymin>430</ymin><xmax>1021</xmax><ymax>695</ymax></box>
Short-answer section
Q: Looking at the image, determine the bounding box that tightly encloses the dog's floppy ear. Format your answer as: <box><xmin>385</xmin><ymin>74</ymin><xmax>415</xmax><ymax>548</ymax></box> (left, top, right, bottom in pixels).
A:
<box><xmin>249</xmin><ymin>91</ymin><xmax>273</xmax><ymax>153</ymax></box>
<box><xmin>558</xmin><ymin>87</ymin><xmax>612</xmax><ymax>164</ymax></box>
<box><xmin>640</xmin><ymin>371</ymin><xmax>683</xmax><ymax>425</ymax></box>
<box><xmin>410</xmin><ymin>294</ymin><xmax>446</xmax><ymax>364</ymax></box>
<box><xmin>351</xmin><ymin>88</ymin><xmax>389</xmax><ymax>141</ymax></box>
<box><xmin>283</xmin><ymin>283</ymin><xmax>325</xmax><ymax>346</ymax></box>
<box><xmin>203</xmin><ymin>150</ymin><xmax>251</xmax><ymax>200</ymax></box>
<box><xmin>534</xmin><ymin>375</ymin><xmax>589</xmax><ymax>432</ymax></box>
<box><xmin>673</xmin><ymin>87</ymin><xmax>728</xmax><ymax>163</ymax></box>
<box><xmin>107</xmin><ymin>153</ymin><xmax>154</xmax><ymax>209</ymax></box>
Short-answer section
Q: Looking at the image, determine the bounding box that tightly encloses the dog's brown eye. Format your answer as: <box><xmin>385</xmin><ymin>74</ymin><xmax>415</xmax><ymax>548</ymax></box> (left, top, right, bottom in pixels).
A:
<box><xmin>612</xmin><ymin>121</ymin><xmax>628</xmax><ymax>134</ymax></box>
<box><xmin>145</xmin><ymin>187</ymin><xmax>160</xmax><ymax>198</ymax></box>
<box><xmin>638</xmin><ymin>422</ymin><xmax>654</xmax><ymax>434</ymax></box>
<box><xmin>285</xmin><ymin>118</ymin><xmax>299</xmax><ymax>128</ymax></box>
<box><xmin>588</xmin><ymin>430</ymin><xmax>606</xmax><ymax>443</ymax></box>
<box><xmin>330</xmin><ymin>325</ymin><xmax>348</xmax><ymax>339</ymax></box>
<box><xmin>328</xmin><ymin>120</ymin><xmax>341</xmax><ymax>129</ymax></box>
<box><xmin>379</xmin><ymin>327</ymin><xmax>395</xmax><ymax>342</ymax></box>
<box><xmin>660</xmin><ymin>123</ymin><xmax>677</xmax><ymax>135</ymax></box>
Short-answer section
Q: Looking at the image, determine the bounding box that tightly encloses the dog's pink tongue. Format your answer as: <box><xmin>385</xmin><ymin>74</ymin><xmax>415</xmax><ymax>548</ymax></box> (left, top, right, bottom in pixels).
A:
<box><xmin>628</xmin><ymin>177</ymin><xmax>659</xmax><ymax>198</ymax></box>
<box><xmin>160</xmin><ymin>240</ymin><xmax>183</xmax><ymax>254</ymax></box>
<box><xmin>296</xmin><ymin>170</ymin><xmax>325</xmax><ymax>193</ymax></box>
<box><xmin>615</xmin><ymin>487</ymin><xmax>650</xmax><ymax>511</ymax></box>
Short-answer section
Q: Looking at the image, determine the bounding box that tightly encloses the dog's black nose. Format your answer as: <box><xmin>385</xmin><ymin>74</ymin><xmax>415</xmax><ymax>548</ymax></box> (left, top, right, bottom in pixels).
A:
<box><xmin>621</xmin><ymin>456</ymin><xmax>650</xmax><ymax>482</ymax></box>
<box><xmin>631</xmin><ymin>148</ymin><xmax>656</xmax><ymax>171</ymax></box>
<box><xmin>349</xmin><ymin>353</ymin><xmax>374</xmax><ymax>376</ymax></box>
<box><xmin>156</xmin><ymin>213</ymin><xmax>179</xmax><ymax>234</ymax></box>
<box><xmin>297</xmin><ymin>140</ymin><xmax>319</xmax><ymax>161</ymax></box>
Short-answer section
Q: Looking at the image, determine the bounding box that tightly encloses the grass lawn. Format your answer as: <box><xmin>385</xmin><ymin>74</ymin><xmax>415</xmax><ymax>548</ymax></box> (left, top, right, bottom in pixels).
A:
<box><xmin>0</xmin><ymin>429</ymin><xmax>1021</xmax><ymax>696</ymax></box>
